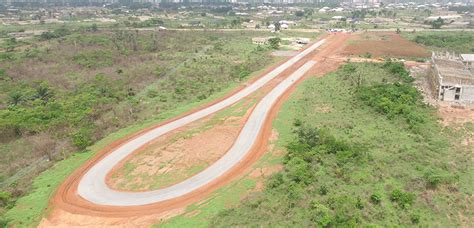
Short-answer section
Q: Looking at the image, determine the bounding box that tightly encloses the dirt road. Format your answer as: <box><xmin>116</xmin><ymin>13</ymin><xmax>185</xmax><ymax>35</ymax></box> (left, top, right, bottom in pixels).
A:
<box><xmin>41</xmin><ymin>33</ymin><xmax>351</xmax><ymax>226</ymax></box>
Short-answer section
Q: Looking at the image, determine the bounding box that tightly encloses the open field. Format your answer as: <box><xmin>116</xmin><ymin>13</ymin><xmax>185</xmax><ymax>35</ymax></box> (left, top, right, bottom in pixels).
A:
<box><xmin>343</xmin><ymin>32</ymin><xmax>430</xmax><ymax>58</ymax></box>
<box><xmin>211</xmin><ymin>62</ymin><xmax>473</xmax><ymax>226</ymax></box>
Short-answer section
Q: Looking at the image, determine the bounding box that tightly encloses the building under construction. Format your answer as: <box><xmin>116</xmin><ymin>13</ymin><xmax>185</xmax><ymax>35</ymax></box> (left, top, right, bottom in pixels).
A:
<box><xmin>430</xmin><ymin>52</ymin><xmax>474</xmax><ymax>103</ymax></box>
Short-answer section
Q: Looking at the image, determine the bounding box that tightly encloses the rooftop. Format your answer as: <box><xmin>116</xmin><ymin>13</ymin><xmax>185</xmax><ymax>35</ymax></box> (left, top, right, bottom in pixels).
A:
<box><xmin>434</xmin><ymin>58</ymin><xmax>474</xmax><ymax>86</ymax></box>
<box><xmin>460</xmin><ymin>54</ymin><xmax>474</xmax><ymax>62</ymax></box>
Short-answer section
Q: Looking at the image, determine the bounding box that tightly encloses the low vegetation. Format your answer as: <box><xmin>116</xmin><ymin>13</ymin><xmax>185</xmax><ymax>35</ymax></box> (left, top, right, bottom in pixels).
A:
<box><xmin>211</xmin><ymin>62</ymin><xmax>472</xmax><ymax>226</ymax></box>
<box><xmin>405</xmin><ymin>32</ymin><xmax>474</xmax><ymax>53</ymax></box>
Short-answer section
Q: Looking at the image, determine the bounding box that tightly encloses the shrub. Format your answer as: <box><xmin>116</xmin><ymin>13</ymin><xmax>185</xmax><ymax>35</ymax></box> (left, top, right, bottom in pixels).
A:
<box><xmin>423</xmin><ymin>168</ymin><xmax>456</xmax><ymax>188</ymax></box>
<box><xmin>383</xmin><ymin>60</ymin><xmax>414</xmax><ymax>83</ymax></box>
<box><xmin>410</xmin><ymin>211</ymin><xmax>421</xmax><ymax>224</ymax></box>
<box><xmin>231</xmin><ymin>64</ymin><xmax>251</xmax><ymax>80</ymax></box>
<box><xmin>361</xmin><ymin>52</ymin><xmax>372</xmax><ymax>58</ymax></box>
<box><xmin>268</xmin><ymin>37</ymin><xmax>281</xmax><ymax>49</ymax></box>
<box><xmin>0</xmin><ymin>191</ymin><xmax>13</xmax><ymax>207</ymax></box>
<box><xmin>0</xmin><ymin>52</ymin><xmax>14</xmax><ymax>61</ymax></box>
<box><xmin>147</xmin><ymin>88</ymin><xmax>159</xmax><ymax>98</ymax></box>
<box><xmin>356</xmin><ymin>83</ymin><xmax>427</xmax><ymax>129</ymax></box>
<box><xmin>355</xmin><ymin>197</ymin><xmax>364</xmax><ymax>209</ymax></box>
<box><xmin>390</xmin><ymin>189</ymin><xmax>416</xmax><ymax>209</ymax></box>
<box><xmin>431</xmin><ymin>17</ymin><xmax>444</xmax><ymax>29</ymax></box>
<box><xmin>413</xmin><ymin>33</ymin><xmax>474</xmax><ymax>53</ymax></box>
<box><xmin>370</xmin><ymin>193</ymin><xmax>382</xmax><ymax>204</ymax></box>
<box><xmin>311</xmin><ymin>203</ymin><xmax>333</xmax><ymax>227</ymax></box>
<box><xmin>39</xmin><ymin>27</ymin><xmax>70</xmax><ymax>40</ymax></box>
<box><xmin>71</xmin><ymin>128</ymin><xmax>93</xmax><ymax>150</ymax></box>
<box><xmin>319</xmin><ymin>185</ymin><xmax>328</xmax><ymax>195</ymax></box>
<box><xmin>154</xmin><ymin>66</ymin><xmax>164</xmax><ymax>77</ymax></box>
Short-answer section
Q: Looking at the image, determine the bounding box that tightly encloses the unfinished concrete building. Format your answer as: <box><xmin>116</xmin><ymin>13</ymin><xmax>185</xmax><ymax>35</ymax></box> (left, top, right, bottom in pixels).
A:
<box><xmin>430</xmin><ymin>52</ymin><xmax>474</xmax><ymax>103</ymax></box>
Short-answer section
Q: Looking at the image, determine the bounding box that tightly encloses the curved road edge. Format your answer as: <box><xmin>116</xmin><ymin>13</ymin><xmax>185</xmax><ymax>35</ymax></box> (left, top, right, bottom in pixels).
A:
<box><xmin>77</xmin><ymin>40</ymin><xmax>325</xmax><ymax>206</ymax></box>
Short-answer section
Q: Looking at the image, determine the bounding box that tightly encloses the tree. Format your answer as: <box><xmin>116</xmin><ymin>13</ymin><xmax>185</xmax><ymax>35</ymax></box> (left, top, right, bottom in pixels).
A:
<box><xmin>268</xmin><ymin>37</ymin><xmax>281</xmax><ymax>49</ymax></box>
<box><xmin>4</xmin><ymin>37</ymin><xmax>17</xmax><ymax>52</ymax></box>
<box><xmin>35</xmin><ymin>82</ymin><xmax>53</xmax><ymax>103</ymax></box>
<box><xmin>396</xmin><ymin>28</ymin><xmax>401</xmax><ymax>34</ymax></box>
<box><xmin>274</xmin><ymin>22</ymin><xmax>281</xmax><ymax>31</ymax></box>
<box><xmin>431</xmin><ymin>17</ymin><xmax>444</xmax><ymax>29</ymax></box>
<box><xmin>295</xmin><ymin>11</ymin><xmax>305</xmax><ymax>17</ymax></box>
<box><xmin>9</xmin><ymin>92</ymin><xmax>22</xmax><ymax>105</ymax></box>
<box><xmin>90</xmin><ymin>23</ymin><xmax>98</xmax><ymax>32</ymax></box>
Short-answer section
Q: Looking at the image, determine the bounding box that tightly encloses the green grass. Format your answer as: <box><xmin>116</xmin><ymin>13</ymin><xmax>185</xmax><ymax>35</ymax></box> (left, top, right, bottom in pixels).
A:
<box><xmin>211</xmin><ymin>62</ymin><xmax>472</xmax><ymax>226</ymax></box>
<box><xmin>402</xmin><ymin>31</ymin><xmax>474</xmax><ymax>53</ymax></box>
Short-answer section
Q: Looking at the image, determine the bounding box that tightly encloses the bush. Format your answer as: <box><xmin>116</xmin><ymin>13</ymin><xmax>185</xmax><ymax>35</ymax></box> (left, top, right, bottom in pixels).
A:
<box><xmin>71</xmin><ymin>128</ymin><xmax>93</xmax><ymax>150</ymax></box>
<box><xmin>410</xmin><ymin>211</ymin><xmax>421</xmax><ymax>224</ymax></box>
<box><xmin>361</xmin><ymin>52</ymin><xmax>372</xmax><ymax>58</ymax></box>
<box><xmin>39</xmin><ymin>27</ymin><xmax>70</xmax><ymax>40</ymax></box>
<box><xmin>268</xmin><ymin>37</ymin><xmax>281</xmax><ymax>49</ymax></box>
<box><xmin>318</xmin><ymin>185</ymin><xmax>328</xmax><ymax>195</ymax></box>
<box><xmin>413</xmin><ymin>33</ymin><xmax>474</xmax><ymax>53</ymax></box>
<box><xmin>355</xmin><ymin>197</ymin><xmax>364</xmax><ymax>209</ymax></box>
<box><xmin>231</xmin><ymin>64</ymin><xmax>251</xmax><ymax>80</ymax></box>
<box><xmin>0</xmin><ymin>191</ymin><xmax>13</xmax><ymax>207</ymax></box>
<box><xmin>383</xmin><ymin>60</ymin><xmax>414</xmax><ymax>83</ymax></box>
<box><xmin>356</xmin><ymin>82</ymin><xmax>427</xmax><ymax>130</ymax></box>
<box><xmin>423</xmin><ymin>169</ymin><xmax>456</xmax><ymax>188</ymax></box>
<box><xmin>370</xmin><ymin>193</ymin><xmax>382</xmax><ymax>204</ymax></box>
<box><xmin>390</xmin><ymin>189</ymin><xmax>416</xmax><ymax>209</ymax></box>
<box><xmin>212</xmin><ymin>123</ymin><xmax>365</xmax><ymax>226</ymax></box>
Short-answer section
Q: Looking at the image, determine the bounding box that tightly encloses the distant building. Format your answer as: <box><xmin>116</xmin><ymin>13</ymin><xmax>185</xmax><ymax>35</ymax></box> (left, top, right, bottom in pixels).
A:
<box><xmin>279</xmin><ymin>20</ymin><xmax>296</xmax><ymax>26</ymax></box>
<box><xmin>460</xmin><ymin>54</ymin><xmax>474</xmax><ymax>69</ymax></box>
<box><xmin>425</xmin><ymin>15</ymin><xmax>462</xmax><ymax>22</ymax></box>
<box><xmin>267</xmin><ymin>24</ymin><xmax>275</xmax><ymax>30</ymax></box>
<box><xmin>430</xmin><ymin>52</ymin><xmax>474</xmax><ymax>103</ymax></box>
<box><xmin>296</xmin><ymin>38</ymin><xmax>310</xmax><ymax>44</ymax></box>
<box><xmin>252</xmin><ymin>37</ymin><xmax>269</xmax><ymax>45</ymax></box>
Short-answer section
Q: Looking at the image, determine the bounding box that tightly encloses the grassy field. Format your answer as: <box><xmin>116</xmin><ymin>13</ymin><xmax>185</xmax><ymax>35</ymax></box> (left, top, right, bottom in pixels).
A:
<box><xmin>402</xmin><ymin>31</ymin><xmax>474</xmax><ymax>53</ymax></box>
<box><xmin>210</xmin><ymin>62</ymin><xmax>473</xmax><ymax>226</ymax></box>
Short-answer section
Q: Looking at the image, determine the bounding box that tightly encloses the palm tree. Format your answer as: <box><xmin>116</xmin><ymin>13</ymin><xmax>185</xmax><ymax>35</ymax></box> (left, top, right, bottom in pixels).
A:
<box><xmin>9</xmin><ymin>92</ymin><xmax>22</xmax><ymax>105</ymax></box>
<box><xmin>35</xmin><ymin>83</ymin><xmax>52</xmax><ymax>103</ymax></box>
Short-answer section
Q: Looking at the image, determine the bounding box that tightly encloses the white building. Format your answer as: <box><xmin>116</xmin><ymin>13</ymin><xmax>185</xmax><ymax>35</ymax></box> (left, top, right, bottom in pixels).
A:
<box><xmin>431</xmin><ymin>52</ymin><xmax>474</xmax><ymax>103</ymax></box>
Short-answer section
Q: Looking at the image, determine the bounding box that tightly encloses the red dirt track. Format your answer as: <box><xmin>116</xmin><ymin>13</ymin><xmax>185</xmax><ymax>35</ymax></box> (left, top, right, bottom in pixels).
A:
<box><xmin>41</xmin><ymin>33</ymin><xmax>350</xmax><ymax>226</ymax></box>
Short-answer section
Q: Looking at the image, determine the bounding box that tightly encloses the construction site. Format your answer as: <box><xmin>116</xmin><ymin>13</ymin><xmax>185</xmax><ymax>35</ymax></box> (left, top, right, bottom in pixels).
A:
<box><xmin>430</xmin><ymin>52</ymin><xmax>474</xmax><ymax>103</ymax></box>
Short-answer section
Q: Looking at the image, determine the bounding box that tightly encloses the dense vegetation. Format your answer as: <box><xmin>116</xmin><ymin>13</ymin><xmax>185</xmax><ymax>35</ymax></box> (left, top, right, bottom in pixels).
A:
<box><xmin>211</xmin><ymin>62</ymin><xmax>472</xmax><ymax>226</ymax></box>
<box><xmin>407</xmin><ymin>32</ymin><xmax>474</xmax><ymax>53</ymax></box>
<box><xmin>0</xmin><ymin>28</ymin><xmax>278</xmax><ymax>220</ymax></box>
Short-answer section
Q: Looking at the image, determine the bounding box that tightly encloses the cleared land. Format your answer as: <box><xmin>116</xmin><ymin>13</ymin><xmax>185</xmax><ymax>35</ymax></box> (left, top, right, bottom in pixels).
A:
<box><xmin>343</xmin><ymin>32</ymin><xmax>430</xmax><ymax>58</ymax></box>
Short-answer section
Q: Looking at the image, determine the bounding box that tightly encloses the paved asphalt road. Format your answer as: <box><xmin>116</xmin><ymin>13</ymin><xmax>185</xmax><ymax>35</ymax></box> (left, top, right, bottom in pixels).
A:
<box><xmin>77</xmin><ymin>39</ymin><xmax>324</xmax><ymax>206</ymax></box>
